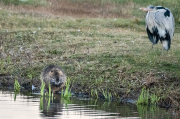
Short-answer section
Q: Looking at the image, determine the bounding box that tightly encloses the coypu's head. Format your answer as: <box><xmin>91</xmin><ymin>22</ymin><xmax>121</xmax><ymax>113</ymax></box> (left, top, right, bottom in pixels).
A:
<box><xmin>48</xmin><ymin>68</ymin><xmax>66</xmax><ymax>86</ymax></box>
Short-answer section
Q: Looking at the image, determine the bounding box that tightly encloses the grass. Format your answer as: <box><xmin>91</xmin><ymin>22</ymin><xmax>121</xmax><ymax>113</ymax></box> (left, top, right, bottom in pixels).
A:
<box><xmin>40</xmin><ymin>81</ymin><xmax>45</xmax><ymax>96</ymax></box>
<box><xmin>14</xmin><ymin>79</ymin><xmax>20</xmax><ymax>101</ymax></box>
<box><xmin>14</xmin><ymin>79</ymin><xmax>20</xmax><ymax>91</ymax></box>
<box><xmin>40</xmin><ymin>81</ymin><xmax>53</xmax><ymax>110</ymax></box>
<box><xmin>136</xmin><ymin>88</ymin><xmax>149</xmax><ymax>105</ymax></box>
<box><xmin>102</xmin><ymin>89</ymin><xmax>112</xmax><ymax>101</ymax></box>
<box><xmin>137</xmin><ymin>88</ymin><xmax>161</xmax><ymax>105</ymax></box>
<box><xmin>61</xmin><ymin>78</ymin><xmax>72</xmax><ymax>99</ymax></box>
<box><xmin>48</xmin><ymin>83</ymin><xmax>51</xmax><ymax>96</ymax></box>
<box><xmin>150</xmin><ymin>93</ymin><xmax>160</xmax><ymax>105</ymax></box>
<box><xmin>0</xmin><ymin>0</ymin><xmax>47</xmax><ymax>6</ymax></box>
<box><xmin>40</xmin><ymin>97</ymin><xmax>43</xmax><ymax>110</ymax></box>
<box><xmin>0</xmin><ymin>0</ymin><xmax>180</xmax><ymax>108</ymax></box>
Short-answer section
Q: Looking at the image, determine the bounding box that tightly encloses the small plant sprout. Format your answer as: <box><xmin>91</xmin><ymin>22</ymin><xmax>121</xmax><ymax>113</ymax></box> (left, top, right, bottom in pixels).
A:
<box><xmin>49</xmin><ymin>83</ymin><xmax>51</xmax><ymax>97</ymax></box>
<box><xmin>40</xmin><ymin>97</ymin><xmax>43</xmax><ymax>110</ymax></box>
<box><xmin>136</xmin><ymin>88</ymin><xmax>149</xmax><ymax>105</ymax></box>
<box><xmin>95</xmin><ymin>89</ymin><xmax>98</xmax><ymax>99</ymax></box>
<box><xmin>40</xmin><ymin>81</ymin><xmax>45</xmax><ymax>96</ymax></box>
<box><xmin>102</xmin><ymin>89</ymin><xmax>112</xmax><ymax>101</ymax></box>
<box><xmin>7</xmin><ymin>56</ymin><xmax>11</xmax><ymax>64</ymax></box>
<box><xmin>27</xmin><ymin>74</ymin><xmax>33</xmax><ymax>80</ymax></box>
<box><xmin>62</xmin><ymin>78</ymin><xmax>71</xmax><ymax>99</ymax></box>
<box><xmin>108</xmin><ymin>92</ymin><xmax>112</xmax><ymax>101</ymax></box>
<box><xmin>102</xmin><ymin>89</ymin><xmax>108</xmax><ymax>100</ymax></box>
<box><xmin>150</xmin><ymin>93</ymin><xmax>160</xmax><ymax>105</ymax></box>
<box><xmin>47</xmin><ymin>96</ymin><xmax>51</xmax><ymax>110</ymax></box>
<box><xmin>14</xmin><ymin>79</ymin><xmax>20</xmax><ymax>92</ymax></box>
<box><xmin>91</xmin><ymin>89</ymin><xmax>94</xmax><ymax>97</ymax></box>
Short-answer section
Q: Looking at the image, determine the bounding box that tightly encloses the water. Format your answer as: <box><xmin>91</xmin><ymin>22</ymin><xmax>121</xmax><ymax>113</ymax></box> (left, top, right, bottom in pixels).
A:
<box><xmin>0</xmin><ymin>90</ymin><xmax>178</xmax><ymax>119</ymax></box>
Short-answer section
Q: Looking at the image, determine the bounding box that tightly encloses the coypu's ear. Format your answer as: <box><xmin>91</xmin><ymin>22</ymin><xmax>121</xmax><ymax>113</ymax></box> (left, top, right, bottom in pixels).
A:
<box><xmin>58</xmin><ymin>70</ymin><xmax>63</xmax><ymax>76</ymax></box>
<box><xmin>49</xmin><ymin>70</ymin><xmax>54</xmax><ymax>76</ymax></box>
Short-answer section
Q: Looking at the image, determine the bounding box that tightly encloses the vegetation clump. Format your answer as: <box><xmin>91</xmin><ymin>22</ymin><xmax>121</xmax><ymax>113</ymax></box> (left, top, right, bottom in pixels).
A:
<box><xmin>137</xmin><ymin>88</ymin><xmax>160</xmax><ymax>105</ymax></box>
<box><xmin>14</xmin><ymin>79</ymin><xmax>20</xmax><ymax>92</ymax></box>
<box><xmin>61</xmin><ymin>78</ymin><xmax>71</xmax><ymax>99</ymax></box>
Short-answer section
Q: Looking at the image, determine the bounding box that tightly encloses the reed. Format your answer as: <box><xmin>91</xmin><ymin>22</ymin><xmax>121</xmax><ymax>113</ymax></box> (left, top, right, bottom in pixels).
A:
<box><xmin>150</xmin><ymin>93</ymin><xmax>160</xmax><ymax>105</ymax></box>
<box><xmin>102</xmin><ymin>89</ymin><xmax>112</xmax><ymax>101</ymax></box>
<box><xmin>40</xmin><ymin>97</ymin><xmax>43</xmax><ymax>110</ymax></box>
<box><xmin>136</xmin><ymin>88</ymin><xmax>149</xmax><ymax>105</ymax></box>
<box><xmin>47</xmin><ymin>96</ymin><xmax>51</xmax><ymax>110</ymax></box>
<box><xmin>14</xmin><ymin>79</ymin><xmax>20</xmax><ymax>92</ymax></box>
<box><xmin>40</xmin><ymin>81</ymin><xmax>45</xmax><ymax>96</ymax></box>
<box><xmin>48</xmin><ymin>83</ymin><xmax>51</xmax><ymax>96</ymax></box>
<box><xmin>62</xmin><ymin>78</ymin><xmax>71</xmax><ymax>99</ymax></box>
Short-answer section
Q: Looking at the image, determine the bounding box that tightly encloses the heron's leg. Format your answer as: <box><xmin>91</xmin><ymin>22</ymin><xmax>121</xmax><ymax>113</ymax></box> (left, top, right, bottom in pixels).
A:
<box><xmin>162</xmin><ymin>45</ymin><xmax>163</xmax><ymax>56</ymax></box>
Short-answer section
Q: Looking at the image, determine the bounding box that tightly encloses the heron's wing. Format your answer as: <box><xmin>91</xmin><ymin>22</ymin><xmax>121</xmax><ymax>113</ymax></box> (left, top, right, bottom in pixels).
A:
<box><xmin>154</xmin><ymin>8</ymin><xmax>175</xmax><ymax>38</ymax></box>
<box><xmin>145</xmin><ymin>12</ymin><xmax>160</xmax><ymax>44</ymax></box>
<box><xmin>146</xmin><ymin>26</ymin><xmax>159</xmax><ymax>45</ymax></box>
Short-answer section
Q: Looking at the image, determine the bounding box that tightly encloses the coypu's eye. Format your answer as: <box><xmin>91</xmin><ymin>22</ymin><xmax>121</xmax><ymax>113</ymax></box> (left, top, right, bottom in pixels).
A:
<box><xmin>51</xmin><ymin>70</ymin><xmax>53</xmax><ymax>73</ymax></box>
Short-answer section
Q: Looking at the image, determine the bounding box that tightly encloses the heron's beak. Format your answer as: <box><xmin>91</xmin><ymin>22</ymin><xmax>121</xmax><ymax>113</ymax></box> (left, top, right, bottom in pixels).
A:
<box><xmin>139</xmin><ymin>8</ymin><xmax>153</xmax><ymax>12</ymax></box>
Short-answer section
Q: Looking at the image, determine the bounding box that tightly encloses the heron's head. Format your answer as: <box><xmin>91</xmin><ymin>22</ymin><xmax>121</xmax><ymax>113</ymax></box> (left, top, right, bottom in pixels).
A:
<box><xmin>48</xmin><ymin>68</ymin><xmax>66</xmax><ymax>86</ymax></box>
<box><xmin>139</xmin><ymin>5</ymin><xmax>164</xmax><ymax>12</ymax></box>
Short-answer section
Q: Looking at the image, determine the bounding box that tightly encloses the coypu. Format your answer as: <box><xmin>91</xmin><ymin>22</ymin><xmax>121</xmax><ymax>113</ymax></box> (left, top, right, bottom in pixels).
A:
<box><xmin>40</xmin><ymin>65</ymin><xmax>66</xmax><ymax>92</ymax></box>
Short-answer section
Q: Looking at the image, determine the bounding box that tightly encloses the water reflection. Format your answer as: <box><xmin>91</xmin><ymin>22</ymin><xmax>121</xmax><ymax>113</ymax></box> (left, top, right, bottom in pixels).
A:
<box><xmin>39</xmin><ymin>94</ymin><xmax>124</xmax><ymax>119</ymax></box>
<box><xmin>40</xmin><ymin>94</ymin><xmax>63</xmax><ymax>117</ymax></box>
<box><xmin>137</xmin><ymin>105</ymin><xmax>172</xmax><ymax>119</ymax></box>
<box><xmin>0</xmin><ymin>90</ymin><xmax>179</xmax><ymax>119</ymax></box>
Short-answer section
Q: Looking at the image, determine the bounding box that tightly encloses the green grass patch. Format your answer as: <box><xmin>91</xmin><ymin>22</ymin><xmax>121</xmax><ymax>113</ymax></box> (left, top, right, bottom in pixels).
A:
<box><xmin>102</xmin><ymin>89</ymin><xmax>112</xmax><ymax>101</ymax></box>
<box><xmin>1</xmin><ymin>0</ymin><xmax>47</xmax><ymax>6</ymax></box>
<box><xmin>61</xmin><ymin>78</ymin><xmax>72</xmax><ymax>99</ymax></box>
<box><xmin>137</xmin><ymin>88</ymin><xmax>160</xmax><ymax>105</ymax></box>
<box><xmin>48</xmin><ymin>83</ymin><xmax>51</xmax><ymax>96</ymax></box>
<box><xmin>150</xmin><ymin>93</ymin><xmax>160</xmax><ymax>105</ymax></box>
<box><xmin>136</xmin><ymin>88</ymin><xmax>149</xmax><ymax>105</ymax></box>
<box><xmin>14</xmin><ymin>79</ymin><xmax>20</xmax><ymax>92</ymax></box>
<box><xmin>40</xmin><ymin>81</ymin><xmax>45</xmax><ymax>96</ymax></box>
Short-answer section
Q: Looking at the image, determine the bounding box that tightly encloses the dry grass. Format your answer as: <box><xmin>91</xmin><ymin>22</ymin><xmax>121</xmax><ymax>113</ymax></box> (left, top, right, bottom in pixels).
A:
<box><xmin>0</xmin><ymin>0</ymin><xmax>134</xmax><ymax>18</ymax></box>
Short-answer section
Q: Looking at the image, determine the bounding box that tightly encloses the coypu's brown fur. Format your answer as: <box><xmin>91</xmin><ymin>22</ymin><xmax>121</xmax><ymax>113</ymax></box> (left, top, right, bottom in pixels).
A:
<box><xmin>40</xmin><ymin>65</ymin><xmax>66</xmax><ymax>92</ymax></box>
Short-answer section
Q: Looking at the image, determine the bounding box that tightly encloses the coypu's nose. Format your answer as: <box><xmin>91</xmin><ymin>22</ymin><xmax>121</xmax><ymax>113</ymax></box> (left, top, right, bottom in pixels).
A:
<box><xmin>56</xmin><ymin>77</ymin><xmax>59</xmax><ymax>82</ymax></box>
<box><xmin>54</xmin><ymin>72</ymin><xmax>61</xmax><ymax>84</ymax></box>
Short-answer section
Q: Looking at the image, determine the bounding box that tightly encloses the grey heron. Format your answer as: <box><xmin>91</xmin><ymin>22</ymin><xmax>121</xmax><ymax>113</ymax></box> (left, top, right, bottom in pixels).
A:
<box><xmin>140</xmin><ymin>5</ymin><xmax>175</xmax><ymax>54</ymax></box>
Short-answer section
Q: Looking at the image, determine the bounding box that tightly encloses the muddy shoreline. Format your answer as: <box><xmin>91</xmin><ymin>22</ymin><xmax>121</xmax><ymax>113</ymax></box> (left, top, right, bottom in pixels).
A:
<box><xmin>0</xmin><ymin>75</ymin><xmax>177</xmax><ymax>109</ymax></box>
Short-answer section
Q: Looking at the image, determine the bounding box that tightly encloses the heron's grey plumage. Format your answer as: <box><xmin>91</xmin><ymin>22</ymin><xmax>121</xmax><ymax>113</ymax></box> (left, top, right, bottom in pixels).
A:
<box><xmin>145</xmin><ymin>5</ymin><xmax>175</xmax><ymax>50</ymax></box>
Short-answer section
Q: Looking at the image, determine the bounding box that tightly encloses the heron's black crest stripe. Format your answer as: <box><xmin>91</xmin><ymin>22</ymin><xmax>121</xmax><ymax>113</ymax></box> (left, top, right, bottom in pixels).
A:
<box><xmin>164</xmin><ymin>9</ymin><xmax>170</xmax><ymax>17</ymax></box>
<box><xmin>155</xmin><ymin>6</ymin><xmax>170</xmax><ymax>17</ymax></box>
<box><xmin>156</xmin><ymin>6</ymin><xmax>165</xmax><ymax>9</ymax></box>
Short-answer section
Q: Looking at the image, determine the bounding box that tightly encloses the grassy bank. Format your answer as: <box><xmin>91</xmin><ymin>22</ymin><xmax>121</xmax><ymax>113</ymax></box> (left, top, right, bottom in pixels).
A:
<box><xmin>0</xmin><ymin>0</ymin><xmax>180</xmax><ymax>108</ymax></box>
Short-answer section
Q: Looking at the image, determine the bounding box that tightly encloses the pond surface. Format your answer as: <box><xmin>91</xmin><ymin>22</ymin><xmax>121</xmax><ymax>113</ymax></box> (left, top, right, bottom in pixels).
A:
<box><xmin>0</xmin><ymin>90</ymin><xmax>178</xmax><ymax>119</ymax></box>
